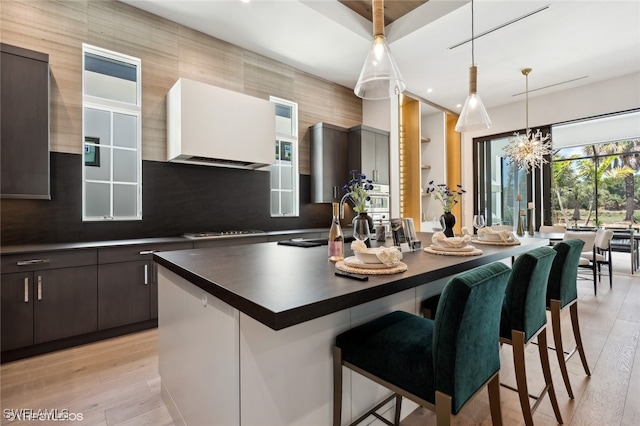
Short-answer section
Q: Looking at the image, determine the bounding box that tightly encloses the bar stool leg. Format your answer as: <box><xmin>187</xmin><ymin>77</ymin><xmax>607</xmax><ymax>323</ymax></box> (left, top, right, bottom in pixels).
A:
<box><xmin>570</xmin><ymin>303</ymin><xmax>591</xmax><ymax>377</ymax></box>
<box><xmin>488</xmin><ymin>374</ymin><xmax>503</xmax><ymax>426</ymax></box>
<box><xmin>435</xmin><ymin>391</ymin><xmax>452</xmax><ymax>426</ymax></box>
<box><xmin>550</xmin><ymin>300</ymin><xmax>574</xmax><ymax>399</ymax></box>
<box><xmin>512</xmin><ymin>331</ymin><xmax>535</xmax><ymax>426</ymax></box>
<box><xmin>393</xmin><ymin>394</ymin><xmax>402</xmax><ymax>425</ymax></box>
<box><xmin>538</xmin><ymin>330</ymin><xmax>563</xmax><ymax>424</ymax></box>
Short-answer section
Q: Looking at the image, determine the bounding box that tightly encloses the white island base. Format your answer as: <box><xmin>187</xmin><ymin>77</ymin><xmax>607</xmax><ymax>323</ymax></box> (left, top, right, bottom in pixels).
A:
<box><xmin>158</xmin><ymin>266</ymin><xmax>449</xmax><ymax>425</ymax></box>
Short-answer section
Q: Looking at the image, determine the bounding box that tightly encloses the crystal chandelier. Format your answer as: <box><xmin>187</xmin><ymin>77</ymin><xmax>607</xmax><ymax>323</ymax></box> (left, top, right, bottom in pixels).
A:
<box><xmin>504</xmin><ymin>68</ymin><xmax>552</xmax><ymax>173</ymax></box>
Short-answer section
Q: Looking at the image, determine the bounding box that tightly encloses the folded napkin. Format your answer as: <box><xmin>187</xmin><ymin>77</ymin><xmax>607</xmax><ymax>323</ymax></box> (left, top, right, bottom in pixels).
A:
<box><xmin>431</xmin><ymin>232</ymin><xmax>472</xmax><ymax>249</ymax></box>
<box><xmin>477</xmin><ymin>227</ymin><xmax>517</xmax><ymax>243</ymax></box>
<box><xmin>350</xmin><ymin>240</ymin><xmax>403</xmax><ymax>266</ymax></box>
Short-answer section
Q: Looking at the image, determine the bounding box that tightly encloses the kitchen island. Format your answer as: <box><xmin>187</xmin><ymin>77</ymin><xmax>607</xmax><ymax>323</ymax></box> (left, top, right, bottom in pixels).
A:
<box><xmin>154</xmin><ymin>234</ymin><xmax>548</xmax><ymax>425</ymax></box>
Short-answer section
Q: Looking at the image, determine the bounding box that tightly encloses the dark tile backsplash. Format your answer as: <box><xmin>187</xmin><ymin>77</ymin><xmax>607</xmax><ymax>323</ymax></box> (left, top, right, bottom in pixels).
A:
<box><xmin>0</xmin><ymin>153</ymin><xmax>331</xmax><ymax>245</ymax></box>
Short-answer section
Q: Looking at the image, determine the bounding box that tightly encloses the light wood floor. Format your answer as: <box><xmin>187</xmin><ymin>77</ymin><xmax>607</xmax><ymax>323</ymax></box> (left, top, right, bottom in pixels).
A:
<box><xmin>1</xmin><ymin>253</ymin><xmax>638</xmax><ymax>426</ymax></box>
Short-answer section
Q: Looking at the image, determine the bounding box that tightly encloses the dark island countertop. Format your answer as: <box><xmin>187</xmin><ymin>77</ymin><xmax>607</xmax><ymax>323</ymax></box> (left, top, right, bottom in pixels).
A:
<box><xmin>154</xmin><ymin>234</ymin><xmax>549</xmax><ymax>330</ymax></box>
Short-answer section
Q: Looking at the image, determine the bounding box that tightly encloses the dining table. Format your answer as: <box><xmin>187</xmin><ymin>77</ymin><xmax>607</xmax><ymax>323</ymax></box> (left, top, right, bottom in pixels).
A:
<box><xmin>153</xmin><ymin>232</ymin><xmax>549</xmax><ymax>426</ymax></box>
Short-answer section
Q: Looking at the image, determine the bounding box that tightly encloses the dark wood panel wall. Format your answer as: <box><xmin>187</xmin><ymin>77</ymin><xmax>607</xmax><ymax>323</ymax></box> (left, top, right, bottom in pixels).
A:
<box><xmin>0</xmin><ymin>0</ymin><xmax>363</xmax><ymax>245</ymax></box>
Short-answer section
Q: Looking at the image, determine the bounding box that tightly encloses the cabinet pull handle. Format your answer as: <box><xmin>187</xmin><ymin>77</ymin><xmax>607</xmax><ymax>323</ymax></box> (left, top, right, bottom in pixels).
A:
<box><xmin>144</xmin><ymin>264</ymin><xmax>149</xmax><ymax>285</ymax></box>
<box><xmin>139</xmin><ymin>250</ymin><xmax>155</xmax><ymax>255</ymax></box>
<box><xmin>24</xmin><ymin>277</ymin><xmax>29</xmax><ymax>303</ymax></box>
<box><xmin>37</xmin><ymin>276</ymin><xmax>43</xmax><ymax>301</ymax></box>
<box><xmin>333</xmin><ymin>186</ymin><xmax>337</xmax><ymax>199</ymax></box>
<box><xmin>17</xmin><ymin>259</ymin><xmax>50</xmax><ymax>266</ymax></box>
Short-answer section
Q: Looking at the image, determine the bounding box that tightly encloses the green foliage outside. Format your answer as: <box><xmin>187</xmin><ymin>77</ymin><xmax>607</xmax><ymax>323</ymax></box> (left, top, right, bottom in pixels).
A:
<box><xmin>551</xmin><ymin>139</ymin><xmax>640</xmax><ymax>230</ymax></box>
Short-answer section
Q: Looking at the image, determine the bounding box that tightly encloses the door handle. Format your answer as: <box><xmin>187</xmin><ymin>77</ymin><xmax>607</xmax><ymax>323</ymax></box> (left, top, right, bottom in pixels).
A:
<box><xmin>37</xmin><ymin>276</ymin><xmax>43</xmax><ymax>301</ymax></box>
<box><xmin>24</xmin><ymin>277</ymin><xmax>29</xmax><ymax>303</ymax></box>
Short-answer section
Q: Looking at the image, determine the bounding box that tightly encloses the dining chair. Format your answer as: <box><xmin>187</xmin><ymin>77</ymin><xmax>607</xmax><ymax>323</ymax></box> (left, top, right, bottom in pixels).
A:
<box><xmin>580</xmin><ymin>228</ymin><xmax>614</xmax><ymax>292</ymax></box>
<box><xmin>333</xmin><ymin>262</ymin><xmax>511</xmax><ymax>426</ymax></box>
<box><xmin>564</xmin><ymin>230</ymin><xmax>597</xmax><ymax>291</ymax></box>
<box><xmin>499</xmin><ymin>246</ymin><xmax>563</xmax><ymax>426</ymax></box>
<box><xmin>546</xmin><ymin>239</ymin><xmax>591</xmax><ymax>399</ymax></box>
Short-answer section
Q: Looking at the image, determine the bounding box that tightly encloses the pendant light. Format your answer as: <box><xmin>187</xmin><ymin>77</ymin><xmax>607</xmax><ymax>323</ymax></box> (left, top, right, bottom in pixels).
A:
<box><xmin>455</xmin><ymin>0</ymin><xmax>491</xmax><ymax>132</ymax></box>
<box><xmin>354</xmin><ymin>0</ymin><xmax>405</xmax><ymax>100</ymax></box>
<box><xmin>503</xmin><ymin>68</ymin><xmax>552</xmax><ymax>173</ymax></box>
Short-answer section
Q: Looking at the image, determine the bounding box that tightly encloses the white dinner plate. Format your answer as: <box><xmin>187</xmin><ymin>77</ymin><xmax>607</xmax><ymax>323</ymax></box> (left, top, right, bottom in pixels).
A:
<box><xmin>343</xmin><ymin>256</ymin><xmax>395</xmax><ymax>269</ymax></box>
<box><xmin>430</xmin><ymin>244</ymin><xmax>476</xmax><ymax>252</ymax></box>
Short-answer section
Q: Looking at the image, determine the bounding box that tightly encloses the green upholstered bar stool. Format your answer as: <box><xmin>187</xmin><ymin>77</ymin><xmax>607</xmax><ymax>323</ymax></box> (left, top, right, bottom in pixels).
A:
<box><xmin>547</xmin><ymin>239</ymin><xmax>591</xmax><ymax>399</ymax></box>
<box><xmin>499</xmin><ymin>246</ymin><xmax>563</xmax><ymax>426</ymax></box>
<box><xmin>333</xmin><ymin>262</ymin><xmax>511</xmax><ymax>426</ymax></box>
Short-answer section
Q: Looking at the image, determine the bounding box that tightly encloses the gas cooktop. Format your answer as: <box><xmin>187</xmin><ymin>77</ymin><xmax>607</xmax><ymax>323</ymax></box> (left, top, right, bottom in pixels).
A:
<box><xmin>183</xmin><ymin>230</ymin><xmax>266</xmax><ymax>240</ymax></box>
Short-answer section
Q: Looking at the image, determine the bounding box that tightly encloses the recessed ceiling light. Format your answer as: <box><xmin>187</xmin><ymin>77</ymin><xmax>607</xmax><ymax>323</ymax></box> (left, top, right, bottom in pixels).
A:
<box><xmin>427</xmin><ymin>88</ymin><xmax>433</xmax><ymax>93</ymax></box>
<box><xmin>456</xmin><ymin>104</ymin><xmax>462</xmax><ymax>109</ymax></box>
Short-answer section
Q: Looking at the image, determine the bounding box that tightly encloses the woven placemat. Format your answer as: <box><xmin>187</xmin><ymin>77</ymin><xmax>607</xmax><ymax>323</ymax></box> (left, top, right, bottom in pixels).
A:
<box><xmin>423</xmin><ymin>247</ymin><xmax>483</xmax><ymax>256</ymax></box>
<box><xmin>335</xmin><ymin>261</ymin><xmax>408</xmax><ymax>275</ymax></box>
<box><xmin>473</xmin><ymin>239</ymin><xmax>521</xmax><ymax>246</ymax></box>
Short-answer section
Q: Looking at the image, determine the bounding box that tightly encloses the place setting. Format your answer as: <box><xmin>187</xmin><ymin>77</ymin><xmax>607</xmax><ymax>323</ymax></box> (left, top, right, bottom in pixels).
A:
<box><xmin>336</xmin><ymin>240</ymin><xmax>408</xmax><ymax>275</ymax></box>
<box><xmin>424</xmin><ymin>231</ymin><xmax>483</xmax><ymax>256</ymax></box>
<box><xmin>471</xmin><ymin>214</ymin><xmax>521</xmax><ymax>246</ymax></box>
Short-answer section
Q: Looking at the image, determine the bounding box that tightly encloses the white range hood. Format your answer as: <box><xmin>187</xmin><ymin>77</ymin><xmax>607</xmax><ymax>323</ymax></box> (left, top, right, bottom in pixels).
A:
<box><xmin>167</xmin><ymin>78</ymin><xmax>275</xmax><ymax>170</ymax></box>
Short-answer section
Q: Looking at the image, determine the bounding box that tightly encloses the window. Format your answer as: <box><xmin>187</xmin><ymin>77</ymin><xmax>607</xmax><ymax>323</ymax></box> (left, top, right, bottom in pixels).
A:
<box><xmin>82</xmin><ymin>44</ymin><xmax>141</xmax><ymax>221</ymax></box>
<box><xmin>551</xmin><ymin>140</ymin><xmax>640</xmax><ymax>228</ymax></box>
<box><xmin>474</xmin><ymin>110</ymin><xmax>640</xmax><ymax>232</ymax></box>
<box><xmin>270</xmin><ymin>97</ymin><xmax>299</xmax><ymax>217</ymax></box>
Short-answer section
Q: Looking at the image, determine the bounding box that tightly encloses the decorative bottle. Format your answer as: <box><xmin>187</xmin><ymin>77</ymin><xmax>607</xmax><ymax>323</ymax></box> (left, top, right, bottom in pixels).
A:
<box><xmin>328</xmin><ymin>202</ymin><xmax>344</xmax><ymax>262</ymax></box>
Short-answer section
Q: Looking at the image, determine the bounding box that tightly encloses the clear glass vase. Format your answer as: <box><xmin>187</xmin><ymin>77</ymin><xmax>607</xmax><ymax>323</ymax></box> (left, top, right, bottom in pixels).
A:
<box><xmin>352</xmin><ymin>212</ymin><xmax>372</xmax><ymax>243</ymax></box>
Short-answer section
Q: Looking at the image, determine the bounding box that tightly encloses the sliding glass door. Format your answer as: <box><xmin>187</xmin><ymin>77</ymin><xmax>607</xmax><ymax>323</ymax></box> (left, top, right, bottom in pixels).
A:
<box><xmin>474</xmin><ymin>128</ymin><xmax>550</xmax><ymax>231</ymax></box>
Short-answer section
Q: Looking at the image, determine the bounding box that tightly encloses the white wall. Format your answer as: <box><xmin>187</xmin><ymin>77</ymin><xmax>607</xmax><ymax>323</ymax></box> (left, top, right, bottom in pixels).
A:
<box><xmin>459</xmin><ymin>71</ymin><xmax>640</xmax><ymax>228</ymax></box>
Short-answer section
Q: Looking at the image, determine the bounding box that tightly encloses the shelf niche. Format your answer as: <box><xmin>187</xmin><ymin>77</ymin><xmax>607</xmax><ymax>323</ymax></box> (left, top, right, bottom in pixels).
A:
<box><xmin>399</xmin><ymin>95</ymin><xmax>461</xmax><ymax>233</ymax></box>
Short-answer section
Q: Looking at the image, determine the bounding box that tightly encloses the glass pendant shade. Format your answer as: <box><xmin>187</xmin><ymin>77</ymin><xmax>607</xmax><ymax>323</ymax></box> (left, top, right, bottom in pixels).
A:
<box><xmin>354</xmin><ymin>35</ymin><xmax>406</xmax><ymax>100</ymax></box>
<box><xmin>455</xmin><ymin>65</ymin><xmax>492</xmax><ymax>132</ymax></box>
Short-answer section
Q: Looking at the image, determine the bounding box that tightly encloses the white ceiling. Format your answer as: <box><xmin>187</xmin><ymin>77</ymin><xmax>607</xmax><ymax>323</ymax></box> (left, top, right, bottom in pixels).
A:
<box><xmin>120</xmin><ymin>0</ymin><xmax>640</xmax><ymax>115</ymax></box>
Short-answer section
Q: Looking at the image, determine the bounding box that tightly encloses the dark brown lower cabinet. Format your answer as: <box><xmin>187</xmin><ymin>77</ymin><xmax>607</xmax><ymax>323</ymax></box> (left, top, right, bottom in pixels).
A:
<box><xmin>97</xmin><ymin>242</ymin><xmax>192</xmax><ymax>329</ymax></box>
<box><xmin>33</xmin><ymin>265</ymin><xmax>98</xmax><ymax>343</ymax></box>
<box><xmin>98</xmin><ymin>260</ymin><xmax>150</xmax><ymax>329</ymax></box>
<box><xmin>1</xmin><ymin>272</ymin><xmax>34</xmax><ymax>351</ymax></box>
<box><xmin>1</xmin><ymin>259</ymin><xmax>98</xmax><ymax>352</ymax></box>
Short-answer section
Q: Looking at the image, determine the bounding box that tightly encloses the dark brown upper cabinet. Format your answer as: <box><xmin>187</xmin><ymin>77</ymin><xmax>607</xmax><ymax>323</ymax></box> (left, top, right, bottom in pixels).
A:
<box><xmin>1</xmin><ymin>43</ymin><xmax>50</xmax><ymax>199</ymax></box>
<box><xmin>310</xmin><ymin>123</ymin><xmax>349</xmax><ymax>203</ymax></box>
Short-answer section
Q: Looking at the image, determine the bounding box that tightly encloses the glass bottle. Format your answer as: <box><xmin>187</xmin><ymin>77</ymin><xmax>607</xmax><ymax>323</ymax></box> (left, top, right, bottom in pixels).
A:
<box><xmin>328</xmin><ymin>202</ymin><xmax>344</xmax><ymax>262</ymax></box>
